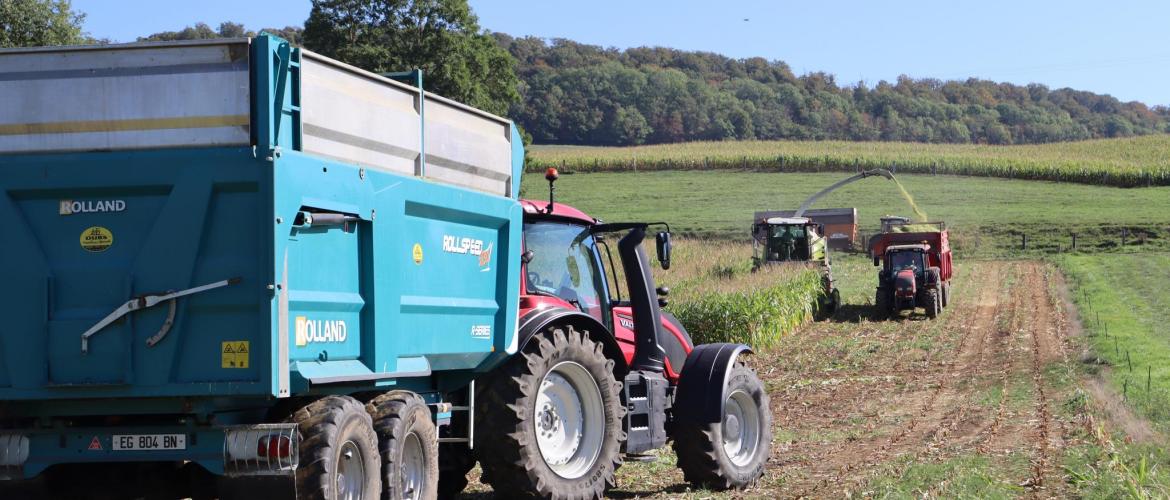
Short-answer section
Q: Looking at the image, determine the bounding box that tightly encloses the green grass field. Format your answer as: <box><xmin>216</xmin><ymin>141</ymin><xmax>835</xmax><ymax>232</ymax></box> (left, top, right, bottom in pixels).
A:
<box><xmin>522</xmin><ymin>170</ymin><xmax>1170</xmax><ymax>255</ymax></box>
<box><xmin>529</xmin><ymin>135</ymin><xmax>1170</xmax><ymax>187</ymax></box>
<box><xmin>1059</xmin><ymin>253</ymin><xmax>1170</xmax><ymax>427</ymax></box>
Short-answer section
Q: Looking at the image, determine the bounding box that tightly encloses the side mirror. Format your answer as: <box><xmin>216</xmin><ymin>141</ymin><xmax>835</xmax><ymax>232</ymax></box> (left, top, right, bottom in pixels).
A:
<box><xmin>655</xmin><ymin>231</ymin><xmax>672</xmax><ymax>270</ymax></box>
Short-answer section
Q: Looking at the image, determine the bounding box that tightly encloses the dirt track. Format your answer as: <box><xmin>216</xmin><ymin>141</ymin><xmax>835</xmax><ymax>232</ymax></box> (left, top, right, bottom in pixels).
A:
<box><xmin>464</xmin><ymin>261</ymin><xmax>1080</xmax><ymax>498</ymax></box>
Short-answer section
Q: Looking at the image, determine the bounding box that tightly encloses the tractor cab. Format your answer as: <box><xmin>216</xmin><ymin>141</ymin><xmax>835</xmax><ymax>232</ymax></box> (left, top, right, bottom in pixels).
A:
<box><xmin>885</xmin><ymin>243</ymin><xmax>929</xmax><ymax>279</ymax></box>
<box><xmin>752</xmin><ymin>217</ymin><xmax>827</xmax><ymax>266</ymax></box>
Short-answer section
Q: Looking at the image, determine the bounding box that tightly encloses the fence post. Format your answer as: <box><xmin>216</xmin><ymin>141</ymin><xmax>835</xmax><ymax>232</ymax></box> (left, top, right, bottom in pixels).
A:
<box><xmin>1148</xmin><ymin>366</ymin><xmax>1152</xmax><ymax>394</ymax></box>
<box><xmin>1071</xmin><ymin>232</ymin><xmax>1076</xmax><ymax>251</ymax></box>
<box><xmin>1122</xmin><ymin>228</ymin><xmax>1127</xmax><ymax>247</ymax></box>
<box><xmin>1021</xmin><ymin>234</ymin><xmax>1027</xmax><ymax>250</ymax></box>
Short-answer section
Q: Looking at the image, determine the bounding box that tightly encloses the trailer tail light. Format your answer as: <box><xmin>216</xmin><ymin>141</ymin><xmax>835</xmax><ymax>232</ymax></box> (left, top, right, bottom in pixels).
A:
<box><xmin>258</xmin><ymin>434</ymin><xmax>292</xmax><ymax>458</ymax></box>
<box><xmin>224</xmin><ymin>424</ymin><xmax>299</xmax><ymax>477</ymax></box>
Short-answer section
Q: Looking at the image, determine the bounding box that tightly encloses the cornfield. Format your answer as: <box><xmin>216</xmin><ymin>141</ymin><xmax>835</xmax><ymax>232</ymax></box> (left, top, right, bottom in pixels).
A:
<box><xmin>654</xmin><ymin>239</ymin><xmax>825</xmax><ymax>348</ymax></box>
<box><xmin>530</xmin><ymin>135</ymin><xmax>1170</xmax><ymax>188</ymax></box>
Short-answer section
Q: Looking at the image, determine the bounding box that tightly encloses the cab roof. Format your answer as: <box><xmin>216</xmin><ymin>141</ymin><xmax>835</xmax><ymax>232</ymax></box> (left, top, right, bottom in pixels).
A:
<box><xmin>763</xmin><ymin>216</ymin><xmax>812</xmax><ymax>225</ymax></box>
<box><xmin>887</xmin><ymin>243</ymin><xmax>930</xmax><ymax>252</ymax></box>
<box><xmin>520</xmin><ymin>199</ymin><xmax>596</xmax><ymax>225</ymax></box>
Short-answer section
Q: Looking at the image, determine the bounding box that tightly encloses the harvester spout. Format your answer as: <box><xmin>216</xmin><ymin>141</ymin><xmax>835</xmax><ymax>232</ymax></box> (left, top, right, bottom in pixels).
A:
<box><xmin>794</xmin><ymin>168</ymin><xmax>894</xmax><ymax>217</ymax></box>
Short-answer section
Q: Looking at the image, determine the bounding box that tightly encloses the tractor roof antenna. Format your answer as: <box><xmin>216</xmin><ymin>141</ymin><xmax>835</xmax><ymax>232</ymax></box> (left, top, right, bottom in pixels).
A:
<box><xmin>545</xmin><ymin>167</ymin><xmax>559</xmax><ymax>214</ymax></box>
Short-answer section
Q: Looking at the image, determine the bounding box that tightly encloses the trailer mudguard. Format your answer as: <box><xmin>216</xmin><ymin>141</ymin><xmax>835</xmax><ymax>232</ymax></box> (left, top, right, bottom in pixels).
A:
<box><xmin>515</xmin><ymin>308</ymin><xmax>628</xmax><ymax>376</ymax></box>
<box><xmin>673</xmin><ymin>343</ymin><xmax>753</xmax><ymax>424</ymax></box>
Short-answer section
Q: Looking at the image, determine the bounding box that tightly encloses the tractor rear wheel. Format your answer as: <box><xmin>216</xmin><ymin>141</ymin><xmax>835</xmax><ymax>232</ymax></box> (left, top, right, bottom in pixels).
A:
<box><xmin>476</xmin><ymin>324</ymin><xmax>623</xmax><ymax>499</ymax></box>
<box><xmin>287</xmin><ymin>396</ymin><xmax>382</xmax><ymax>500</ymax></box>
<box><xmin>926</xmin><ymin>289</ymin><xmax>941</xmax><ymax>319</ymax></box>
<box><xmin>672</xmin><ymin>362</ymin><xmax>771</xmax><ymax>490</ymax></box>
<box><xmin>366</xmin><ymin>391</ymin><xmax>438</xmax><ymax>500</ymax></box>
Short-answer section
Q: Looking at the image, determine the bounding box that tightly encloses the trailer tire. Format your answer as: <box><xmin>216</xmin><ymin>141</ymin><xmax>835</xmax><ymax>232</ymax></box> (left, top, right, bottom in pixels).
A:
<box><xmin>476</xmin><ymin>324</ymin><xmax>623</xmax><ymax>499</ymax></box>
<box><xmin>366</xmin><ymin>391</ymin><xmax>438</xmax><ymax>500</ymax></box>
<box><xmin>288</xmin><ymin>395</ymin><xmax>382</xmax><ymax>500</ymax></box>
<box><xmin>672</xmin><ymin>362</ymin><xmax>771</xmax><ymax>490</ymax></box>
<box><xmin>926</xmin><ymin>289</ymin><xmax>941</xmax><ymax>319</ymax></box>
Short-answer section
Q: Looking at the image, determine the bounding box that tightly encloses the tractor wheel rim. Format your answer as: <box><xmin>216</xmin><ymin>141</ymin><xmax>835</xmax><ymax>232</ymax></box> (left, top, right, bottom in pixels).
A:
<box><xmin>534</xmin><ymin>361</ymin><xmax>605</xmax><ymax>479</ymax></box>
<box><xmin>722</xmin><ymin>389</ymin><xmax>761</xmax><ymax>467</ymax></box>
<box><xmin>337</xmin><ymin>440</ymin><xmax>366</xmax><ymax>500</ymax></box>
<box><xmin>400</xmin><ymin>432</ymin><xmax>425</xmax><ymax>500</ymax></box>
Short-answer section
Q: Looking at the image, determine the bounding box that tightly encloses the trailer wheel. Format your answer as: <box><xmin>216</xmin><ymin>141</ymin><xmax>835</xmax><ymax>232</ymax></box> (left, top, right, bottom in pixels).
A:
<box><xmin>673</xmin><ymin>362</ymin><xmax>772</xmax><ymax>490</ymax></box>
<box><xmin>476</xmin><ymin>324</ymin><xmax>623</xmax><ymax>499</ymax></box>
<box><xmin>288</xmin><ymin>395</ymin><xmax>382</xmax><ymax>500</ymax></box>
<box><xmin>926</xmin><ymin>289</ymin><xmax>941</xmax><ymax>319</ymax></box>
<box><xmin>366</xmin><ymin>391</ymin><xmax>438</xmax><ymax>500</ymax></box>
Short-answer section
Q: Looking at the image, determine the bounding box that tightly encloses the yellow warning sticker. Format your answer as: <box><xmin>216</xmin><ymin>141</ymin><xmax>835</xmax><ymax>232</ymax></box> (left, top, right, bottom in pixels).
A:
<box><xmin>221</xmin><ymin>341</ymin><xmax>250</xmax><ymax>369</ymax></box>
<box><xmin>80</xmin><ymin>226</ymin><xmax>114</xmax><ymax>252</ymax></box>
<box><xmin>412</xmin><ymin>243</ymin><xmax>424</xmax><ymax>264</ymax></box>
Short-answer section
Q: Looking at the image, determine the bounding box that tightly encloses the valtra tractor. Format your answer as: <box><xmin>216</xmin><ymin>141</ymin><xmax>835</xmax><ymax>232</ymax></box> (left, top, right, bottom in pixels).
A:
<box><xmin>441</xmin><ymin>169</ymin><xmax>773</xmax><ymax>499</ymax></box>
<box><xmin>869</xmin><ymin>217</ymin><xmax>954</xmax><ymax>319</ymax></box>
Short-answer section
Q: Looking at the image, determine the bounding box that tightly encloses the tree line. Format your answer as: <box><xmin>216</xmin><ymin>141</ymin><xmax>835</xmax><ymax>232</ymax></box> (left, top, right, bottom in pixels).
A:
<box><xmin>3</xmin><ymin>0</ymin><xmax>1168</xmax><ymax>147</ymax></box>
<box><xmin>497</xmin><ymin>35</ymin><xmax>1170</xmax><ymax>146</ymax></box>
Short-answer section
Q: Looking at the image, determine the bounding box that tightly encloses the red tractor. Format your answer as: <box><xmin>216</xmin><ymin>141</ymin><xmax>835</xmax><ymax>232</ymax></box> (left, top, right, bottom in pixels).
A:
<box><xmin>869</xmin><ymin>218</ymin><xmax>954</xmax><ymax>319</ymax></box>
<box><xmin>440</xmin><ymin>169</ymin><xmax>772</xmax><ymax>499</ymax></box>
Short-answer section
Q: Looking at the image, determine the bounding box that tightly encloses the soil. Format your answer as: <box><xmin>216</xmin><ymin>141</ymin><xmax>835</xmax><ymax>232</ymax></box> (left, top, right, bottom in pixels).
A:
<box><xmin>458</xmin><ymin>261</ymin><xmax>1105</xmax><ymax>499</ymax></box>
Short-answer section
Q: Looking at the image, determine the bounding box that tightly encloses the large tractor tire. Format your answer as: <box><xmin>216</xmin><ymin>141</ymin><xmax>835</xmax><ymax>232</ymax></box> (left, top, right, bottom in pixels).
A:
<box><xmin>287</xmin><ymin>396</ymin><xmax>382</xmax><ymax>500</ymax></box>
<box><xmin>672</xmin><ymin>362</ymin><xmax>772</xmax><ymax>490</ymax></box>
<box><xmin>366</xmin><ymin>391</ymin><xmax>438</xmax><ymax>500</ymax></box>
<box><xmin>926</xmin><ymin>289</ymin><xmax>941</xmax><ymax>319</ymax></box>
<box><xmin>476</xmin><ymin>325</ymin><xmax>623</xmax><ymax>499</ymax></box>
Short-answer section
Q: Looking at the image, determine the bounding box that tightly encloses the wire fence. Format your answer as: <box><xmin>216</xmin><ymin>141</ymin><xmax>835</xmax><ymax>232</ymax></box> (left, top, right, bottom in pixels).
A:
<box><xmin>1078</xmin><ymin>287</ymin><xmax>1170</xmax><ymax>423</ymax></box>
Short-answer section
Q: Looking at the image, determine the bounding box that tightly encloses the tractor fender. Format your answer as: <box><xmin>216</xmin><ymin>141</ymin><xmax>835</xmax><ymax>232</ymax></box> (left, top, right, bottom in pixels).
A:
<box><xmin>673</xmin><ymin>343</ymin><xmax>753</xmax><ymax>424</ymax></box>
<box><xmin>516</xmin><ymin>307</ymin><xmax>630</xmax><ymax>376</ymax></box>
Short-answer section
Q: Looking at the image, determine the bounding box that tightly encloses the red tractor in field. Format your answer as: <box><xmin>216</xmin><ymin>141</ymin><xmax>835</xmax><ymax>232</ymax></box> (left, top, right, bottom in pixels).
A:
<box><xmin>440</xmin><ymin>169</ymin><xmax>773</xmax><ymax>499</ymax></box>
<box><xmin>869</xmin><ymin>217</ymin><xmax>954</xmax><ymax>319</ymax></box>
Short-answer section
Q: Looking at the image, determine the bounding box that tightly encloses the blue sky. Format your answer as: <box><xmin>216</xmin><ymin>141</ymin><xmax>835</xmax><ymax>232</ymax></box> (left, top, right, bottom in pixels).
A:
<box><xmin>74</xmin><ymin>0</ymin><xmax>1170</xmax><ymax>106</ymax></box>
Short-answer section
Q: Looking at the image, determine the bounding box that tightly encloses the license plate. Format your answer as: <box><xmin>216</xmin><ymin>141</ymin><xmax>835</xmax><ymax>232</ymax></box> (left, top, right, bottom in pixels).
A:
<box><xmin>112</xmin><ymin>434</ymin><xmax>186</xmax><ymax>451</ymax></box>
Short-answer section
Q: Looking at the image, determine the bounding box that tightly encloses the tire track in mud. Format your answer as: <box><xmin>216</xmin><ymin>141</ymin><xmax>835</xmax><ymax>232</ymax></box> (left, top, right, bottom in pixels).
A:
<box><xmin>789</xmin><ymin>263</ymin><xmax>1003</xmax><ymax>498</ymax></box>
<box><xmin>1020</xmin><ymin>264</ymin><xmax>1064</xmax><ymax>496</ymax></box>
<box><xmin>975</xmin><ymin>263</ymin><xmax>1028</xmax><ymax>455</ymax></box>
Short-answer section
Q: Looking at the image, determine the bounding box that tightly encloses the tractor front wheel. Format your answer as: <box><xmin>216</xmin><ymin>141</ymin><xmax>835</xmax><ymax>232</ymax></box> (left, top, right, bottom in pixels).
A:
<box><xmin>874</xmin><ymin>287</ymin><xmax>891</xmax><ymax>320</ymax></box>
<box><xmin>672</xmin><ymin>362</ymin><xmax>772</xmax><ymax>490</ymax></box>
<box><xmin>476</xmin><ymin>324</ymin><xmax>623</xmax><ymax>499</ymax></box>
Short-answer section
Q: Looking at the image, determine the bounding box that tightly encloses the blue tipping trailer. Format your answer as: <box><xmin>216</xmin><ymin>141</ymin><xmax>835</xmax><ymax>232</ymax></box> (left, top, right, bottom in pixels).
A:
<box><xmin>0</xmin><ymin>35</ymin><xmax>523</xmax><ymax>497</ymax></box>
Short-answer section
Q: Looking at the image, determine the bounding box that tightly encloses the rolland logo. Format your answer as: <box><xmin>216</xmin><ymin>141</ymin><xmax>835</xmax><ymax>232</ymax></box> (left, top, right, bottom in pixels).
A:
<box><xmin>60</xmin><ymin>199</ymin><xmax>126</xmax><ymax>216</ymax></box>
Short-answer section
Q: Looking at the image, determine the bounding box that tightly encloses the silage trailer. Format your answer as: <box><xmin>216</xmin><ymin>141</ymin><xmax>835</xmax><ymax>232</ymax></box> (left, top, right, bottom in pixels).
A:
<box><xmin>0</xmin><ymin>35</ymin><xmax>525</xmax><ymax>498</ymax></box>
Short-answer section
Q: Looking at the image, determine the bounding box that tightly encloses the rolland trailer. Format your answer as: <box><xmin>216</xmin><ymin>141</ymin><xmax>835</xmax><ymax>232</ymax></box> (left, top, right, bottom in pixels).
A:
<box><xmin>0</xmin><ymin>35</ymin><xmax>524</xmax><ymax>499</ymax></box>
<box><xmin>0</xmin><ymin>35</ymin><xmax>771</xmax><ymax>500</ymax></box>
